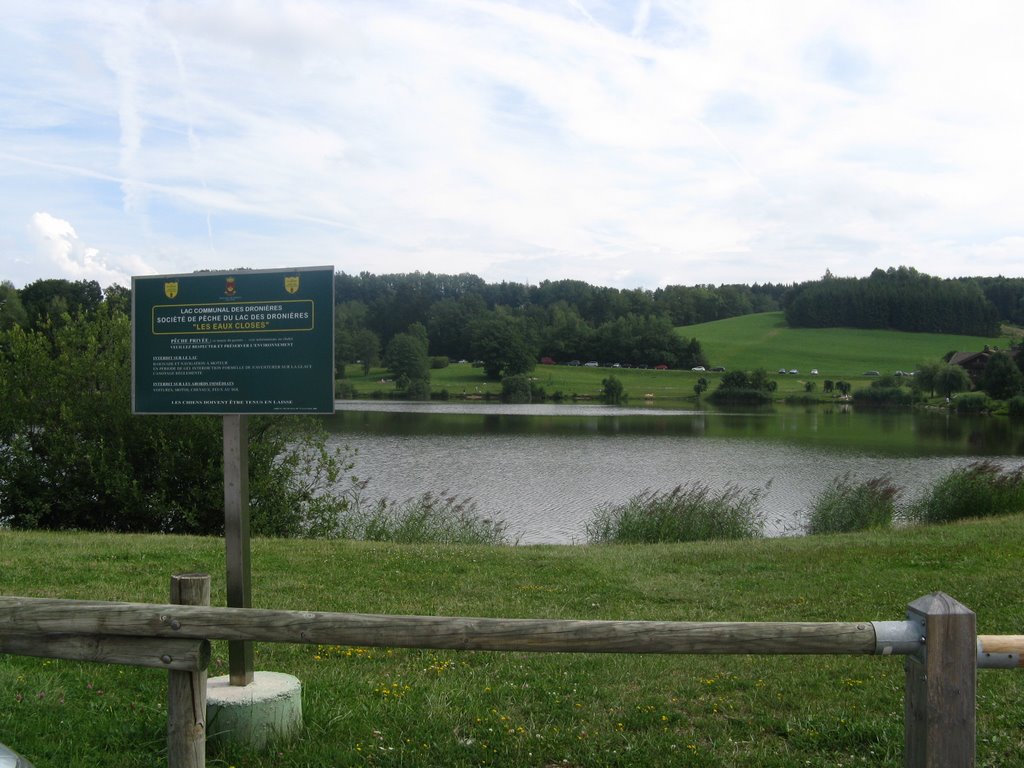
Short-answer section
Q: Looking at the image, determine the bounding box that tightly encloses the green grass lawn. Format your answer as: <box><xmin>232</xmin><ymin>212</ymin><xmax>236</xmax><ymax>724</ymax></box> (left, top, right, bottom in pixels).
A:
<box><xmin>338</xmin><ymin>312</ymin><xmax>1009</xmax><ymax>404</ymax></box>
<box><xmin>2</xmin><ymin>521</ymin><xmax>1022</xmax><ymax>766</ymax></box>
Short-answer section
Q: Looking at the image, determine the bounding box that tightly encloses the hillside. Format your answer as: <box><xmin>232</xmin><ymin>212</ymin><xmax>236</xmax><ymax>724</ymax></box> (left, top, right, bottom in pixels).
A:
<box><xmin>679</xmin><ymin>312</ymin><xmax>1006</xmax><ymax>378</ymax></box>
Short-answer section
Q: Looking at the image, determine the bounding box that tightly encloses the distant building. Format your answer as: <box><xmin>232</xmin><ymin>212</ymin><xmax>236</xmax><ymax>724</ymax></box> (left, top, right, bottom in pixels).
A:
<box><xmin>948</xmin><ymin>347</ymin><xmax>1020</xmax><ymax>382</ymax></box>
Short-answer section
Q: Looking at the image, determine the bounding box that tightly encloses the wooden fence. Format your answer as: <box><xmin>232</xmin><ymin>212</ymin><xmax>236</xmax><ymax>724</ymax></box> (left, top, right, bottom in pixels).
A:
<box><xmin>1</xmin><ymin>578</ymin><xmax>1021</xmax><ymax>768</ymax></box>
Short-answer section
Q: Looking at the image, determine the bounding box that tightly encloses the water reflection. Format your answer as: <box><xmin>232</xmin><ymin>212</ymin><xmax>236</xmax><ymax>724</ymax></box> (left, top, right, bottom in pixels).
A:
<box><xmin>324</xmin><ymin>401</ymin><xmax>1024</xmax><ymax>544</ymax></box>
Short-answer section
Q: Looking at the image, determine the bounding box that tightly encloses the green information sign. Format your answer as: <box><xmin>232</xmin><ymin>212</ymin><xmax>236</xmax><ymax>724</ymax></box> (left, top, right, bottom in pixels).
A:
<box><xmin>132</xmin><ymin>266</ymin><xmax>335</xmax><ymax>414</ymax></box>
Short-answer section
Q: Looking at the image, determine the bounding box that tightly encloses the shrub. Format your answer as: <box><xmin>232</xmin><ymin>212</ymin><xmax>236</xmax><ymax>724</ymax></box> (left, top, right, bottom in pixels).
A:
<box><xmin>708</xmin><ymin>369</ymin><xmax>775</xmax><ymax>404</ymax></box>
<box><xmin>1008</xmin><ymin>395</ymin><xmax>1024</xmax><ymax>419</ymax></box>
<box><xmin>338</xmin><ymin>491</ymin><xmax>510</xmax><ymax>545</ymax></box>
<box><xmin>851</xmin><ymin>386</ymin><xmax>913</xmax><ymax>406</ymax></box>
<box><xmin>804</xmin><ymin>474</ymin><xmax>899</xmax><ymax>534</ymax></box>
<box><xmin>707</xmin><ymin>388</ymin><xmax>772</xmax><ymax>405</ymax></box>
<box><xmin>335</xmin><ymin>379</ymin><xmax>358</xmax><ymax>399</ymax></box>
<box><xmin>397</xmin><ymin>375</ymin><xmax>431</xmax><ymax>400</ymax></box>
<box><xmin>501</xmin><ymin>374</ymin><xmax>532</xmax><ymax>403</ymax></box>
<box><xmin>783</xmin><ymin>394</ymin><xmax>819</xmax><ymax>405</ymax></box>
<box><xmin>602</xmin><ymin>375</ymin><xmax>625</xmax><ymax>404</ymax></box>
<box><xmin>954</xmin><ymin>393</ymin><xmax>990</xmax><ymax>414</ymax></box>
<box><xmin>585</xmin><ymin>483</ymin><xmax>765</xmax><ymax>544</ymax></box>
<box><xmin>907</xmin><ymin>460</ymin><xmax>1024</xmax><ymax>524</ymax></box>
<box><xmin>429</xmin><ymin>356</ymin><xmax>450</xmax><ymax>370</ymax></box>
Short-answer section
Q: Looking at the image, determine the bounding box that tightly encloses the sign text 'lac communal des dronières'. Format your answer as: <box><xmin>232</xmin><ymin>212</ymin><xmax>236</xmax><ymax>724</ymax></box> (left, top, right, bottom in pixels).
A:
<box><xmin>132</xmin><ymin>266</ymin><xmax>335</xmax><ymax>415</ymax></box>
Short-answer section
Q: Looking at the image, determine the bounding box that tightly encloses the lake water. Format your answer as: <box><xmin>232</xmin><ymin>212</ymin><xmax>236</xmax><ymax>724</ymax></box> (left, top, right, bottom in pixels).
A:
<box><xmin>323</xmin><ymin>401</ymin><xmax>1024</xmax><ymax>544</ymax></box>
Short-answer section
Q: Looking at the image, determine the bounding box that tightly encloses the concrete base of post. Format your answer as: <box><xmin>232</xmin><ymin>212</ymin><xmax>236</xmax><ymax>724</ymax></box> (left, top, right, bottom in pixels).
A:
<box><xmin>206</xmin><ymin>672</ymin><xmax>302</xmax><ymax>750</ymax></box>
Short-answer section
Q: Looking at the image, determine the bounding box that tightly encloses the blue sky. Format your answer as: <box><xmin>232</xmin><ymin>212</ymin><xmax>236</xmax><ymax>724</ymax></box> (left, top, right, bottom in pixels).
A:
<box><xmin>3</xmin><ymin>0</ymin><xmax>1024</xmax><ymax>290</ymax></box>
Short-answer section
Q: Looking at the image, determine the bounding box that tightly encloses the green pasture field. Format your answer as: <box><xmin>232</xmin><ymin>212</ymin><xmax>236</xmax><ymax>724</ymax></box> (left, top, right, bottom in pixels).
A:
<box><xmin>679</xmin><ymin>312</ymin><xmax>1006</xmax><ymax>380</ymax></box>
<box><xmin>2</xmin><ymin>519</ymin><xmax>1022</xmax><ymax>766</ymax></box>
<box><xmin>339</xmin><ymin>312</ymin><xmax>1007</xmax><ymax>402</ymax></box>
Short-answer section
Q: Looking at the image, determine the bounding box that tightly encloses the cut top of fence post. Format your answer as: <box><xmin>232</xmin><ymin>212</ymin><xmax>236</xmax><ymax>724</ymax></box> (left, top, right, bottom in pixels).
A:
<box><xmin>171</xmin><ymin>574</ymin><xmax>212</xmax><ymax>609</ymax></box>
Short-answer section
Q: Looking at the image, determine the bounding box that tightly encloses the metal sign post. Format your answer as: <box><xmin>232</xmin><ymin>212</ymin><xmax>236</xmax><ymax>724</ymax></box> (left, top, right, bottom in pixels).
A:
<box><xmin>132</xmin><ymin>266</ymin><xmax>335</xmax><ymax>687</ymax></box>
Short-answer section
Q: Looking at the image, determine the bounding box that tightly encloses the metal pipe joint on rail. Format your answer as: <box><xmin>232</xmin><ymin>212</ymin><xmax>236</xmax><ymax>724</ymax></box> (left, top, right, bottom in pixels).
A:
<box><xmin>872</xmin><ymin>620</ymin><xmax>924</xmax><ymax>658</ymax></box>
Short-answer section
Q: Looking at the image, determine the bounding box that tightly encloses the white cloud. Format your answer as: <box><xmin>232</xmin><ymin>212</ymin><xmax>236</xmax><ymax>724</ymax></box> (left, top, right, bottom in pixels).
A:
<box><xmin>2</xmin><ymin>0</ymin><xmax>1024</xmax><ymax>289</ymax></box>
<box><xmin>27</xmin><ymin>212</ymin><xmax>152</xmax><ymax>286</ymax></box>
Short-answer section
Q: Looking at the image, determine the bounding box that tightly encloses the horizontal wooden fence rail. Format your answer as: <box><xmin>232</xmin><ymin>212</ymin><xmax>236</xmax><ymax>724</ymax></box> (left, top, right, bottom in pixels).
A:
<box><xmin>0</xmin><ymin>630</ymin><xmax>210</xmax><ymax>671</ymax></box>
<box><xmin>0</xmin><ymin>596</ymin><xmax>892</xmax><ymax>655</ymax></box>
<box><xmin>3</xmin><ymin>596</ymin><xmax>1022</xmax><ymax>664</ymax></box>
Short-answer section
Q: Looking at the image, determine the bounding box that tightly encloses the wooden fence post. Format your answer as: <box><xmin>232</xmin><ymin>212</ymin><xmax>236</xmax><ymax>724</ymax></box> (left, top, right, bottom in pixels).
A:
<box><xmin>168</xmin><ymin>573</ymin><xmax>211</xmax><ymax>768</ymax></box>
<box><xmin>903</xmin><ymin>592</ymin><xmax>976</xmax><ymax>768</ymax></box>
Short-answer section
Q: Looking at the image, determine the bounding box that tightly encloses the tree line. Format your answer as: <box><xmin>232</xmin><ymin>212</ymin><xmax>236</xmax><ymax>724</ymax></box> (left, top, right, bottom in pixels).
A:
<box><xmin>332</xmin><ymin>273</ymin><xmax>786</xmax><ymax>386</ymax></box>
<box><xmin>782</xmin><ymin>266</ymin><xmax>1001</xmax><ymax>336</ymax></box>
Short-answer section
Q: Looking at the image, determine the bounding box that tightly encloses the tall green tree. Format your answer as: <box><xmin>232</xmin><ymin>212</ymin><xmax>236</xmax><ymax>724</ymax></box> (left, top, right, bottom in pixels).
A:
<box><xmin>384</xmin><ymin>327</ymin><xmax>430</xmax><ymax>398</ymax></box>
<box><xmin>352</xmin><ymin>328</ymin><xmax>381</xmax><ymax>375</ymax></box>
<box><xmin>469</xmin><ymin>313</ymin><xmax>536</xmax><ymax>380</ymax></box>
<box><xmin>913</xmin><ymin>361</ymin><xmax>943</xmax><ymax>397</ymax></box>
<box><xmin>19</xmin><ymin>278</ymin><xmax>103</xmax><ymax>330</ymax></box>
<box><xmin>935</xmin><ymin>364</ymin><xmax>972</xmax><ymax>398</ymax></box>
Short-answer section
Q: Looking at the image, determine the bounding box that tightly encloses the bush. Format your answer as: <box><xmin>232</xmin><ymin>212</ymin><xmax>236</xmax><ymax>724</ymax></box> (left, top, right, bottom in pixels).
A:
<box><xmin>783</xmin><ymin>394</ymin><xmax>819</xmax><ymax>405</ymax></box>
<box><xmin>907</xmin><ymin>460</ymin><xmax>1024</xmax><ymax>524</ymax></box>
<box><xmin>707</xmin><ymin>388</ymin><xmax>772</xmax><ymax>405</ymax></box>
<box><xmin>851</xmin><ymin>386</ymin><xmax>913</xmax><ymax>406</ymax></box>
<box><xmin>804</xmin><ymin>474</ymin><xmax>899</xmax><ymax>535</ymax></box>
<box><xmin>954</xmin><ymin>393</ymin><xmax>990</xmax><ymax>414</ymax></box>
<box><xmin>335</xmin><ymin>379</ymin><xmax>358</xmax><ymax>399</ymax></box>
<box><xmin>602</xmin><ymin>375</ymin><xmax>625</xmax><ymax>404</ymax></box>
<box><xmin>501</xmin><ymin>374</ymin><xmax>532</xmax><ymax>403</ymax></box>
<box><xmin>585</xmin><ymin>483</ymin><xmax>765</xmax><ymax>543</ymax></box>
<box><xmin>708</xmin><ymin>369</ymin><xmax>775</xmax><ymax>404</ymax></box>
<box><xmin>338</xmin><ymin>491</ymin><xmax>510</xmax><ymax>545</ymax></box>
<box><xmin>429</xmin><ymin>356</ymin><xmax>450</xmax><ymax>370</ymax></box>
<box><xmin>397</xmin><ymin>375</ymin><xmax>431</xmax><ymax>400</ymax></box>
<box><xmin>1009</xmin><ymin>395</ymin><xmax>1024</xmax><ymax>419</ymax></box>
